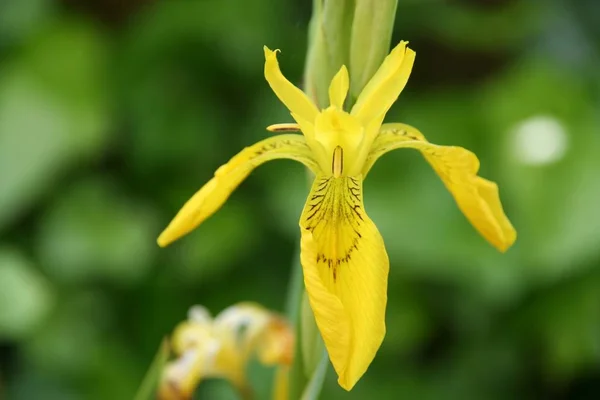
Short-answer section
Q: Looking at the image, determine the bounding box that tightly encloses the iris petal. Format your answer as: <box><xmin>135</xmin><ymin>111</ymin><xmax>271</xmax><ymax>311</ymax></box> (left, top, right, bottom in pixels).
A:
<box><xmin>158</xmin><ymin>134</ymin><xmax>318</xmax><ymax>247</ymax></box>
<box><xmin>328</xmin><ymin>65</ymin><xmax>350</xmax><ymax>109</ymax></box>
<box><xmin>264</xmin><ymin>47</ymin><xmax>319</xmax><ymax>124</ymax></box>
<box><xmin>300</xmin><ymin>175</ymin><xmax>389</xmax><ymax>390</ymax></box>
<box><xmin>365</xmin><ymin>123</ymin><xmax>516</xmax><ymax>252</ymax></box>
<box><xmin>351</xmin><ymin>41</ymin><xmax>415</xmax><ymax>130</ymax></box>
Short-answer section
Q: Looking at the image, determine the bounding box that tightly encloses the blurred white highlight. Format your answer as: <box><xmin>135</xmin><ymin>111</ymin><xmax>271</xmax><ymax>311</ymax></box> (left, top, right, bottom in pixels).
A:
<box><xmin>512</xmin><ymin>115</ymin><xmax>568</xmax><ymax>165</ymax></box>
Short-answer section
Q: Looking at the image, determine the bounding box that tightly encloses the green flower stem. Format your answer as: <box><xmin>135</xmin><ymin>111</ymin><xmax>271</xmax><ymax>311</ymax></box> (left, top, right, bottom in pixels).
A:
<box><xmin>285</xmin><ymin>172</ymin><xmax>320</xmax><ymax>400</ymax></box>
<box><xmin>133</xmin><ymin>339</ymin><xmax>169</xmax><ymax>400</ymax></box>
<box><xmin>285</xmin><ymin>260</ymin><xmax>328</xmax><ymax>400</ymax></box>
<box><xmin>300</xmin><ymin>291</ymin><xmax>325</xmax><ymax>378</ymax></box>
<box><xmin>285</xmin><ymin>242</ymin><xmax>309</xmax><ymax>399</ymax></box>
<box><xmin>285</xmin><ymin>244</ymin><xmax>304</xmax><ymax>323</ymax></box>
<box><xmin>300</xmin><ymin>352</ymin><xmax>329</xmax><ymax>400</ymax></box>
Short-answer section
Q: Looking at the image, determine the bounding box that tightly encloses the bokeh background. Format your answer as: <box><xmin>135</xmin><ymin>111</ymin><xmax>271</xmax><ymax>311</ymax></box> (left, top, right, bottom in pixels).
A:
<box><xmin>1</xmin><ymin>0</ymin><xmax>600</xmax><ymax>398</ymax></box>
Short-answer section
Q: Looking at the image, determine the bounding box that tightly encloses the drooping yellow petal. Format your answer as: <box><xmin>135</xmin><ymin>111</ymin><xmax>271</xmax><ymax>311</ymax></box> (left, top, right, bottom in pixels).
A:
<box><xmin>171</xmin><ymin>307</ymin><xmax>213</xmax><ymax>356</ymax></box>
<box><xmin>473</xmin><ymin>176</ymin><xmax>516</xmax><ymax>246</ymax></box>
<box><xmin>328</xmin><ymin>65</ymin><xmax>349</xmax><ymax>109</ymax></box>
<box><xmin>264</xmin><ymin>46</ymin><xmax>319</xmax><ymax>123</ymax></box>
<box><xmin>351</xmin><ymin>41</ymin><xmax>415</xmax><ymax>128</ymax></box>
<box><xmin>300</xmin><ymin>175</ymin><xmax>389</xmax><ymax>390</ymax></box>
<box><xmin>365</xmin><ymin>123</ymin><xmax>517</xmax><ymax>252</ymax></box>
<box><xmin>158</xmin><ymin>135</ymin><xmax>318</xmax><ymax>247</ymax></box>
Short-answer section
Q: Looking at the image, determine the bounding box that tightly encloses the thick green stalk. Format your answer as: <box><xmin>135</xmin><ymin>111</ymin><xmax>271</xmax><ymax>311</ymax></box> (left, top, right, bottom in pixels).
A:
<box><xmin>285</xmin><ymin>244</ymin><xmax>308</xmax><ymax>399</ymax></box>
<box><xmin>304</xmin><ymin>0</ymin><xmax>355</xmax><ymax>108</ymax></box>
<box><xmin>285</xmin><ymin>244</ymin><xmax>304</xmax><ymax>323</ymax></box>
<box><xmin>285</xmin><ymin>172</ymin><xmax>317</xmax><ymax>400</ymax></box>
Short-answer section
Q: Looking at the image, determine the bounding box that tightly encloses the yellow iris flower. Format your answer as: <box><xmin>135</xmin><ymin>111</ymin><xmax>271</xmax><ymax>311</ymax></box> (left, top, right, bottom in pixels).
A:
<box><xmin>159</xmin><ymin>303</ymin><xmax>293</xmax><ymax>399</ymax></box>
<box><xmin>157</xmin><ymin>41</ymin><xmax>516</xmax><ymax>390</ymax></box>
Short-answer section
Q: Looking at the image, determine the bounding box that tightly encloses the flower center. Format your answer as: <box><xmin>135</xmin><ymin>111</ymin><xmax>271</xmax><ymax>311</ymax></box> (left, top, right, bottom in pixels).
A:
<box><xmin>314</xmin><ymin>107</ymin><xmax>364</xmax><ymax>176</ymax></box>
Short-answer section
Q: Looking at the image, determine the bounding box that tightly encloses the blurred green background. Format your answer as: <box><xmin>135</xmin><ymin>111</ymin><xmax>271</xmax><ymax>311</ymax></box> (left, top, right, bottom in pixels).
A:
<box><xmin>1</xmin><ymin>0</ymin><xmax>600</xmax><ymax>399</ymax></box>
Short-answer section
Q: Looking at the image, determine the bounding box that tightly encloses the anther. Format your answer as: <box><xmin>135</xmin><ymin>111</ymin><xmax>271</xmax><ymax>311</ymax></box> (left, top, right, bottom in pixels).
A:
<box><xmin>266</xmin><ymin>123</ymin><xmax>301</xmax><ymax>132</ymax></box>
<box><xmin>332</xmin><ymin>146</ymin><xmax>343</xmax><ymax>177</ymax></box>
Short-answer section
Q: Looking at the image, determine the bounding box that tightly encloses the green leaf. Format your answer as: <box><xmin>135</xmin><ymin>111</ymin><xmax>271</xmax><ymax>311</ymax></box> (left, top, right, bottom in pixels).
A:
<box><xmin>300</xmin><ymin>351</ymin><xmax>329</xmax><ymax>400</ymax></box>
<box><xmin>0</xmin><ymin>247</ymin><xmax>55</xmax><ymax>339</ymax></box>
<box><xmin>301</xmin><ymin>291</ymin><xmax>325</xmax><ymax>378</ymax></box>
<box><xmin>423</xmin><ymin>0</ymin><xmax>544</xmax><ymax>51</ymax></box>
<box><xmin>0</xmin><ymin>19</ymin><xmax>110</xmax><ymax>232</ymax></box>
<box><xmin>36</xmin><ymin>178</ymin><xmax>159</xmax><ymax>284</ymax></box>
<box><xmin>0</xmin><ymin>0</ymin><xmax>50</xmax><ymax>42</ymax></box>
<box><xmin>0</xmin><ymin>65</ymin><xmax>72</xmax><ymax>231</ymax></box>
<box><xmin>134</xmin><ymin>339</ymin><xmax>170</xmax><ymax>400</ymax></box>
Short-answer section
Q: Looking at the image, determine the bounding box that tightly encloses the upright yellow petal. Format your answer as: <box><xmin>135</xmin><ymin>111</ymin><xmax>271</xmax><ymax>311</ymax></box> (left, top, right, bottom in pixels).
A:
<box><xmin>300</xmin><ymin>175</ymin><xmax>389</xmax><ymax>390</ymax></box>
<box><xmin>255</xmin><ymin>318</ymin><xmax>294</xmax><ymax>367</ymax></box>
<box><xmin>158</xmin><ymin>134</ymin><xmax>318</xmax><ymax>247</ymax></box>
<box><xmin>161</xmin><ymin>303</ymin><xmax>294</xmax><ymax>398</ymax></box>
<box><xmin>171</xmin><ymin>311</ymin><xmax>213</xmax><ymax>356</ymax></box>
<box><xmin>213</xmin><ymin>303</ymin><xmax>293</xmax><ymax>368</ymax></box>
<box><xmin>160</xmin><ymin>314</ymin><xmax>217</xmax><ymax>400</ymax></box>
<box><xmin>351</xmin><ymin>41</ymin><xmax>415</xmax><ymax>128</ymax></box>
<box><xmin>159</xmin><ymin>348</ymin><xmax>206</xmax><ymax>400</ymax></box>
<box><xmin>365</xmin><ymin>123</ymin><xmax>517</xmax><ymax>252</ymax></box>
<box><xmin>328</xmin><ymin>65</ymin><xmax>349</xmax><ymax>109</ymax></box>
<box><xmin>210</xmin><ymin>303</ymin><xmax>294</xmax><ymax>390</ymax></box>
<box><xmin>264</xmin><ymin>47</ymin><xmax>319</xmax><ymax>123</ymax></box>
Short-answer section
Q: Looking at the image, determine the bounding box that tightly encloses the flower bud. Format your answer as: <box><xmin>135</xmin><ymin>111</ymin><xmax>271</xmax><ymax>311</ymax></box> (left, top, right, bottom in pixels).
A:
<box><xmin>349</xmin><ymin>0</ymin><xmax>398</xmax><ymax>104</ymax></box>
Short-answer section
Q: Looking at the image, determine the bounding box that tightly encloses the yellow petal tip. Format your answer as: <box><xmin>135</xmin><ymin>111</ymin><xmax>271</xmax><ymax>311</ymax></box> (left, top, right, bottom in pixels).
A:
<box><xmin>495</xmin><ymin>229</ymin><xmax>517</xmax><ymax>253</ymax></box>
<box><xmin>157</xmin><ymin>232</ymin><xmax>171</xmax><ymax>248</ymax></box>
<box><xmin>392</xmin><ymin>40</ymin><xmax>408</xmax><ymax>52</ymax></box>
<box><xmin>337</xmin><ymin>376</ymin><xmax>355</xmax><ymax>392</ymax></box>
<box><xmin>263</xmin><ymin>46</ymin><xmax>280</xmax><ymax>59</ymax></box>
<box><xmin>390</xmin><ymin>41</ymin><xmax>416</xmax><ymax>62</ymax></box>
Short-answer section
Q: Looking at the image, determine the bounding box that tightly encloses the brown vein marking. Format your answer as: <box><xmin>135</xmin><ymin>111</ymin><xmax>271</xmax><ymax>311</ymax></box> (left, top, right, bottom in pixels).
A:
<box><xmin>364</xmin><ymin>127</ymin><xmax>427</xmax><ymax>169</ymax></box>
<box><xmin>303</xmin><ymin>176</ymin><xmax>364</xmax><ymax>282</ymax></box>
<box><xmin>253</xmin><ymin>138</ymin><xmax>309</xmax><ymax>157</ymax></box>
<box><xmin>382</xmin><ymin>127</ymin><xmax>423</xmax><ymax>141</ymax></box>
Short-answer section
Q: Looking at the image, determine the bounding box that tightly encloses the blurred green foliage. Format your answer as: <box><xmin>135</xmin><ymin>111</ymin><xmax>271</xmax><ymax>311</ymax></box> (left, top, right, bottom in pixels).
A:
<box><xmin>1</xmin><ymin>0</ymin><xmax>600</xmax><ymax>399</ymax></box>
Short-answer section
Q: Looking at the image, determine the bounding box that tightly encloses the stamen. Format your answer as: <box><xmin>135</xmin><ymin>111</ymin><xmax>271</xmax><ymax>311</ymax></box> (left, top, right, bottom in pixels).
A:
<box><xmin>266</xmin><ymin>123</ymin><xmax>300</xmax><ymax>132</ymax></box>
<box><xmin>332</xmin><ymin>146</ymin><xmax>343</xmax><ymax>177</ymax></box>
